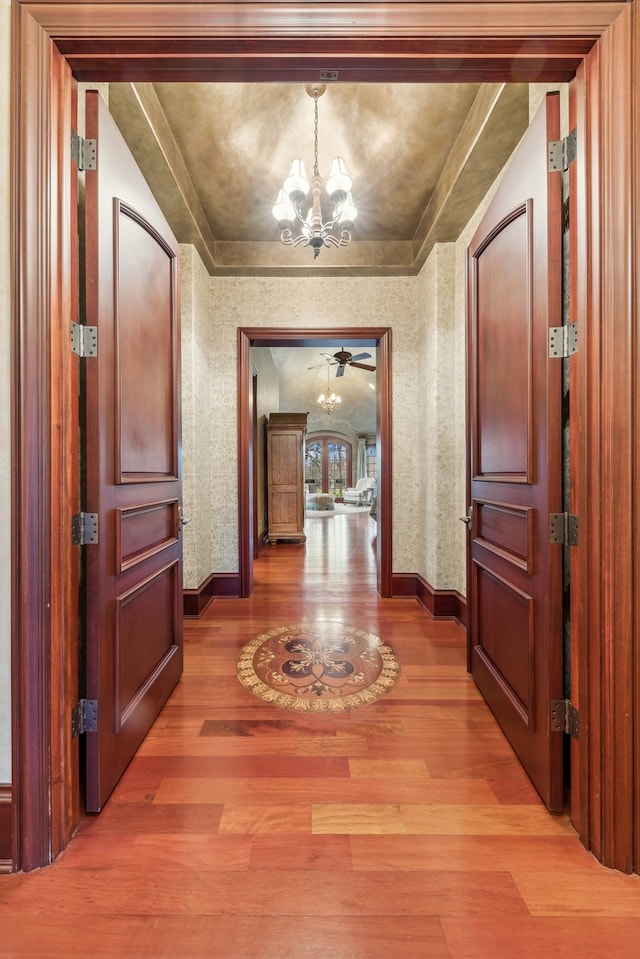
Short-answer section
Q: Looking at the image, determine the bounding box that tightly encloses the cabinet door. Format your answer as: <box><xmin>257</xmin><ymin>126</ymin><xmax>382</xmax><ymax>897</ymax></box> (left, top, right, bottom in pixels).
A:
<box><xmin>268</xmin><ymin>427</ymin><xmax>305</xmax><ymax>541</ymax></box>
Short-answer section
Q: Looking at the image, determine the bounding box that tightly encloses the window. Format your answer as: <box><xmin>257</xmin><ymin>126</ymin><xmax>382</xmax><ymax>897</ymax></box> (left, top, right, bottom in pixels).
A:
<box><xmin>366</xmin><ymin>442</ymin><xmax>377</xmax><ymax>480</ymax></box>
<box><xmin>305</xmin><ymin>436</ymin><xmax>352</xmax><ymax>498</ymax></box>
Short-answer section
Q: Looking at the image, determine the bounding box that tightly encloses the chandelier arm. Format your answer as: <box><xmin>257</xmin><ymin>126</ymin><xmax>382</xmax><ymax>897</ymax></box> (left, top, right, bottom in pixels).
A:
<box><xmin>321</xmin><ymin>230</ymin><xmax>352</xmax><ymax>250</ymax></box>
<box><xmin>292</xmin><ymin>201</ymin><xmax>308</xmax><ymax>227</ymax></box>
<box><xmin>280</xmin><ymin>229</ymin><xmax>311</xmax><ymax>248</ymax></box>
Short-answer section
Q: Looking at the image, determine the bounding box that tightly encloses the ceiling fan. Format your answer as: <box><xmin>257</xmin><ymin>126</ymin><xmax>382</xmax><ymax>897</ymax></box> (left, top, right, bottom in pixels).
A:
<box><xmin>308</xmin><ymin>348</ymin><xmax>376</xmax><ymax>378</ymax></box>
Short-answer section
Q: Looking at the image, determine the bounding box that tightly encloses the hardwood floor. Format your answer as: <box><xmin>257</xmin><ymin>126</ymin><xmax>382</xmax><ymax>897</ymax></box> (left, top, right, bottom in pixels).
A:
<box><xmin>2</xmin><ymin>510</ymin><xmax>640</xmax><ymax>957</ymax></box>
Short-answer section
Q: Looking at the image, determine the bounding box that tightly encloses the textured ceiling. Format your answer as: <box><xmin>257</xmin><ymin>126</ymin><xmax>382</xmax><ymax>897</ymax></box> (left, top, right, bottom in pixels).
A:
<box><xmin>270</xmin><ymin>345</ymin><xmax>377</xmax><ymax>437</ymax></box>
<box><xmin>108</xmin><ymin>80</ymin><xmax>531</xmax><ymax>276</ymax></box>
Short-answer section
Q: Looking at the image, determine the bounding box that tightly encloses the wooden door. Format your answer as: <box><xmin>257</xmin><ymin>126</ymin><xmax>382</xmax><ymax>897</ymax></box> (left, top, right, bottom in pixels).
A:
<box><xmin>83</xmin><ymin>91</ymin><xmax>184</xmax><ymax>812</ymax></box>
<box><xmin>467</xmin><ymin>93</ymin><xmax>564</xmax><ymax>811</ymax></box>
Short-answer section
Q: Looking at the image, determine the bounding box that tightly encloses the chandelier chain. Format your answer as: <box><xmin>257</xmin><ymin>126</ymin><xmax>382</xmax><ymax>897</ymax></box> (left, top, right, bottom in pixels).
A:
<box><xmin>313</xmin><ymin>93</ymin><xmax>320</xmax><ymax>178</ymax></box>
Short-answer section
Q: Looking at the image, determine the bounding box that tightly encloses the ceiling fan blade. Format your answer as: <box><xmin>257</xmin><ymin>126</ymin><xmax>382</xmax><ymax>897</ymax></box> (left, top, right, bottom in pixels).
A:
<box><xmin>349</xmin><ymin>361</ymin><xmax>377</xmax><ymax>372</ymax></box>
<box><xmin>336</xmin><ymin>364</ymin><xmax>346</xmax><ymax>378</ymax></box>
<box><xmin>308</xmin><ymin>359</ymin><xmax>338</xmax><ymax>369</ymax></box>
<box><xmin>348</xmin><ymin>352</ymin><xmax>372</xmax><ymax>363</ymax></box>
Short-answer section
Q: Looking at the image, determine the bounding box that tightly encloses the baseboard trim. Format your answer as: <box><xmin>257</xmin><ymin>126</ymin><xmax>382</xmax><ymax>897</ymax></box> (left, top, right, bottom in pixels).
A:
<box><xmin>392</xmin><ymin>573</ymin><xmax>467</xmax><ymax>628</ymax></box>
<box><xmin>183</xmin><ymin>572</ymin><xmax>241</xmax><ymax>618</ymax></box>
<box><xmin>184</xmin><ymin>571</ymin><xmax>465</xmax><ymax>623</ymax></box>
<box><xmin>0</xmin><ymin>785</ymin><xmax>12</xmax><ymax>873</ymax></box>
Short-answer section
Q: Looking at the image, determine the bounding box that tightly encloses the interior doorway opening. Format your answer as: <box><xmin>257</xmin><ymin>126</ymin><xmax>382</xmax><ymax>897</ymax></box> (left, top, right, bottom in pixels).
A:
<box><xmin>237</xmin><ymin>328</ymin><xmax>392</xmax><ymax>599</ymax></box>
<box><xmin>11</xmin><ymin>0</ymin><xmax>639</xmax><ymax>877</ymax></box>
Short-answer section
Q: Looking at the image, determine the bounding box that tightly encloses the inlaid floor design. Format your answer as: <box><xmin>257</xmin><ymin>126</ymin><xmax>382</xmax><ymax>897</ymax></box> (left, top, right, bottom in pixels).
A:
<box><xmin>236</xmin><ymin>620</ymin><xmax>400</xmax><ymax>712</ymax></box>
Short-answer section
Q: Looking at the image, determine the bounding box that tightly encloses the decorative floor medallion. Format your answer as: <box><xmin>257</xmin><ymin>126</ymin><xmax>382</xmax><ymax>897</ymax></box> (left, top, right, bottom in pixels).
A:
<box><xmin>236</xmin><ymin>621</ymin><xmax>400</xmax><ymax>713</ymax></box>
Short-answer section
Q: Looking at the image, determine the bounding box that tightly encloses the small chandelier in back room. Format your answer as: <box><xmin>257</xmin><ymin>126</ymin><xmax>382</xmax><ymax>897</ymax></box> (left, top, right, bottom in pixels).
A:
<box><xmin>317</xmin><ymin>364</ymin><xmax>342</xmax><ymax>415</ymax></box>
<box><xmin>272</xmin><ymin>83</ymin><xmax>357</xmax><ymax>259</ymax></box>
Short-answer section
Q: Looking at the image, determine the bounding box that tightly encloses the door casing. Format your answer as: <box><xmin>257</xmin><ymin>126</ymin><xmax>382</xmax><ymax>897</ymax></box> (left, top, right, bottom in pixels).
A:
<box><xmin>10</xmin><ymin>0</ymin><xmax>640</xmax><ymax>873</ymax></box>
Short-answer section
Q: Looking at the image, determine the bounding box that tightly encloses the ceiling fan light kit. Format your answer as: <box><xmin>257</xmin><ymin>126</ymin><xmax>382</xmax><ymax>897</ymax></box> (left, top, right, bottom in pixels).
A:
<box><xmin>272</xmin><ymin>83</ymin><xmax>357</xmax><ymax>259</ymax></box>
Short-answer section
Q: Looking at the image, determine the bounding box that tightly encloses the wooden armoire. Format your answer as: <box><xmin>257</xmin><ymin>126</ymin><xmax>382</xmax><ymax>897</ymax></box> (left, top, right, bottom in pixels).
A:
<box><xmin>266</xmin><ymin>412</ymin><xmax>307</xmax><ymax>543</ymax></box>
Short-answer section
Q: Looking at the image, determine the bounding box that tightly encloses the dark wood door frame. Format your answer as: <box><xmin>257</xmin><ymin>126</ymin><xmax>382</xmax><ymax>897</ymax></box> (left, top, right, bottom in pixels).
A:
<box><xmin>238</xmin><ymin>328</ymin><xmax>392</xmax><ymax>599</ymax></box>
<box><xmin>11</xmin><ymin>0</ymin><xmax>640</xmax><ymax>874</ymax></box>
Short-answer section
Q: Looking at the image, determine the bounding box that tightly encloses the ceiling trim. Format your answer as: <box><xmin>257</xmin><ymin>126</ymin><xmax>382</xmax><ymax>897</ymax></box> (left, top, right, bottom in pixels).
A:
<box><xmin>37</xmin><ymin>2</ymin><xmax>625</xmax><ymax>83</ymax></box>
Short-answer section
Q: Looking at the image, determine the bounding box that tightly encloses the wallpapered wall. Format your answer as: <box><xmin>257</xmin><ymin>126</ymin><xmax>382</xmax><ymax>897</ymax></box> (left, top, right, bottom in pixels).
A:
<box><xmin>180</xmin><ymin>248</ymin><xmax>468</xmax><ymax>595</ymax></box>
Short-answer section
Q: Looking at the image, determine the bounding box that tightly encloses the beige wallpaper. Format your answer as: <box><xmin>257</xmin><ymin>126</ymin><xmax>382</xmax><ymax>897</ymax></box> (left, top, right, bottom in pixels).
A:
<box><xmin>180</xmin><ymin>257</ymin><xmax>468</xmax><ymax>594</ymax></box>
<box><xmin>417</xmin><ymin>243</ymin><xmax>466</xmax><ymax>591</ymax></box>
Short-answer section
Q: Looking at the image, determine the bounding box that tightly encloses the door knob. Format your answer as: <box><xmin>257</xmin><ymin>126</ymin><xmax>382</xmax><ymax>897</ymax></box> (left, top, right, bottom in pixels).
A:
<box><xmin>178</xmin><ymin>507</ymin><xmax>192</xmax><ymax>530</ymax></box>
<box><xmin>459</xmin><ymin>507</ymin><xmax>473</xmax><ymax>527</ymax></box>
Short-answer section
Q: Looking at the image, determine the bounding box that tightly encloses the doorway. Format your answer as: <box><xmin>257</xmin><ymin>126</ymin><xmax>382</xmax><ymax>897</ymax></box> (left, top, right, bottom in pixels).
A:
<box><xmin>238</xmin><ymin>328</ymin><xmax>392</xmax><ymax>598</ymax></box>
<box><xmin>10</xmin><ymin>1</ymin><xmax>639</xmax><ymax>875</ymax></box>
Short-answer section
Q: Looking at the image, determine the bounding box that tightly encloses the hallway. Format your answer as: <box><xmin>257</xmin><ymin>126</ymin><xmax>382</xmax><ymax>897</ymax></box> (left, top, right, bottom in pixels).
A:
<box><xmin>1</xmin><ymin>510</ymin><xmax>640</xmax><ymax>956</ymax></box>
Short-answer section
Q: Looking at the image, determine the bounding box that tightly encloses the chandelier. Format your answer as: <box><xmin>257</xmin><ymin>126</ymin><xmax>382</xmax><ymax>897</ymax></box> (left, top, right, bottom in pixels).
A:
<box><xmin>318</xmin><ymin>365</ymin><xmax>342</xmax><ymax>414</ymax></box>
<box><xmin>272</xmin><ymin>84</ymin><xmax>357</xmax><ymax>259</ymax></box>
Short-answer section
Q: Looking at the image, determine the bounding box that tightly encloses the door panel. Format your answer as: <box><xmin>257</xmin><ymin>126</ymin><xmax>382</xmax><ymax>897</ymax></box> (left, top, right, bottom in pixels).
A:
<box><xmin>467</xmin><ymin>93</ymin><xmax>563</xmax><ymax>811</ymax></box>
<box><xmin>84</xmin><ymin>91</ymin><xmax>183</xmax><ymax>812</ymax></box>
<box><xmin>474</xmin><ymin>207</ymin><xmax>531</xmax><ymax>480</ymax></box>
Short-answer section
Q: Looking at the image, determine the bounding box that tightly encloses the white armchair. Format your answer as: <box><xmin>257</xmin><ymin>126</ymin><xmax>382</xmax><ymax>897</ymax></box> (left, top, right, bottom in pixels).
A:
<box><xmin>343</xmin><ymin>477</ymin><xmax>376</xmax><ymax>506</ymax></box>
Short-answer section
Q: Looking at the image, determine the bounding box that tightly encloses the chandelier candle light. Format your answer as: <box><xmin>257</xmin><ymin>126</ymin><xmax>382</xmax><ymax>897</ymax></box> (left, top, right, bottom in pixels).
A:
<box><xmin>318</xmin><ymin>364</ymin><xmax>342</xmax><ymax>414</ymax></box>
<box><xmin>272</xmin><ymin>84</ymin><xmax>357</xmax><ymax>259</ymax></box>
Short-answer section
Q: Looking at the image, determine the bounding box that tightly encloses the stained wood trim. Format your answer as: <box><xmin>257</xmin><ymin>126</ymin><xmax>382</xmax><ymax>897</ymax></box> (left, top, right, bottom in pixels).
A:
<box><xmin>0</xmin><ymin>785</ymin><xmax>12</xmax><ymax>873</ymax></box>
<box><xmin>32</xmin><ymin>3</ymin><xmax>626</xmax><ymax>88</ymax></box>
<box><xmin>589</xmin><ymin>4</ymin><xmax>634</xmax><ymax>873</ymax></box>
<box><xmin>31</xmin><ymin>2</ymin><xmax>626</xmax><ymax>39</ymax></box>
<box><xmin>183</xmin><ymin>572</ymin><xmax>242</xmax><ymax>618</ymax></box>
<box><xmin>11</xmin><ymin>5</ymin><xmax>80</xmax><ymax>873</ymax></box>
<box><xmin>570</xmin><ymin>3</ymin><xmax>638</xmax><ymax>874</ymax></box>
<box><xmin>392</xmin><ymin>573</ymin><xmax>467</xmax><ymax>628</ymax></box>
<box><xmin>49</xmin><ymin>31</ymin><xmax>80</xmax><ymax>865</ymax></box>
<box><xmin>634</xmin><ymin>0</ymin><xmax>640</xmax><ymax>878</ymax></box>
<box><xmin>568</xmin><ymin>67</ymin><xmax>586</xmax><ymax>848</ymax></box>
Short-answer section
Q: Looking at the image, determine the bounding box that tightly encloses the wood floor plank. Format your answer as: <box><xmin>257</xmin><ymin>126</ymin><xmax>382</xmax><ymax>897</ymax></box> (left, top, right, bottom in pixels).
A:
<box><xmin>129</xmin><ymin>754</ymin><xmax>351</xmax><ymax>779</ymax></box>
<box><xmin>59</xmin><ymin>833</ymin><xmax>253</xmax><ymax>870</ymax></box>
<box><xmin>153</xmin><ymin>775</ymin><xmax>498</xmax><ymax>805</ymax></box>
<box><xmin>0</xmin><ymin>912</ymin><xmax>449</xmax><ymax>959</ymax></box>
<box><xmin>441</xmin><ymin>917</ymin><xmax>640</xmax><ymax>958</ymax></box>
<box><xmin>1</xmin><ymin>869</ymin><xmax>530</xmax><ymax>919</ymax></box>
<box><xmin>348</xmin><ymin>758</ymin><xmax>431</xmax><ymax>779</ymax></box>
<box><xmin>513</xmin><ymin>871</ymin><xmax>640</xmax><ymax>916</ymax></box>
<box><xmin>349</xmin><ymin>835</ymin><xmax>605</xmax><ymax>872</ymax></box>
<box><xmin>312</xmin><ymin>803</ymin><xmax>573</xmax><ymax>835</ymax></box>
<box><xmin>217</xmin><ymin>803</ymin><xmax>311</xmax><ymax>834</ymax></box>
<box><xmin>248</xmin><ymin>834</ymin><xmax>353</xmax><ymax>871</ymax></box>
